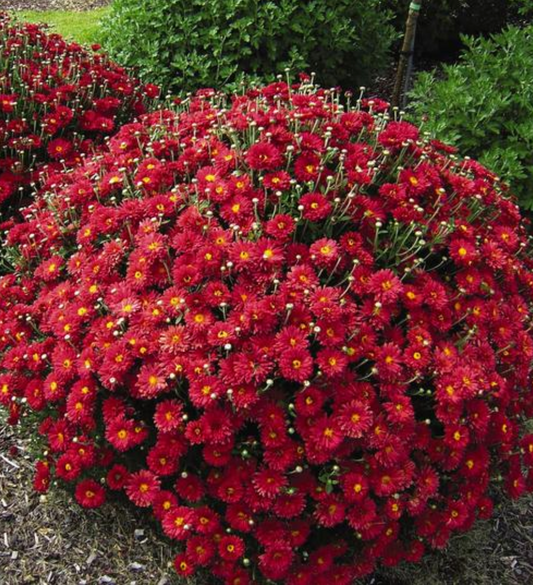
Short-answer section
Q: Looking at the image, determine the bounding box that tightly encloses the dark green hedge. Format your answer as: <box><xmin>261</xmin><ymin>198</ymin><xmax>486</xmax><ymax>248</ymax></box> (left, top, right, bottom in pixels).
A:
<box><xmin>101</xmin><ymin>0</ymin><xmax>397</xmax><ymax>93</ymax></box>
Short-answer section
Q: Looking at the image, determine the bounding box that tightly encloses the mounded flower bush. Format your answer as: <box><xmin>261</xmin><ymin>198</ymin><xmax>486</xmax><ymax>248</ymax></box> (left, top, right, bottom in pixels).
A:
<box><xmin>0</xmin><ymin>13</ymin><xmax>159</xmax><ymax>217</ymax></box>
<box><xmin>2</xmin><ymin>80</ymin><xmax>533</xmax><ymax>584</ymax></box>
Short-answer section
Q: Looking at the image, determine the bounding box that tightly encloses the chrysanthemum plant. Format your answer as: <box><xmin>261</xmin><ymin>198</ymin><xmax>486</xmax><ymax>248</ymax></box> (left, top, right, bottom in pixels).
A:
<box><xmin>0</xmin><ymin>13</ymin><xmax>159</xmax><ymax>220</ymax></box>
<box><xmin>1</xmin><ymin>77</ymin><xmax>533</xmax><ymax>585</ymax></box>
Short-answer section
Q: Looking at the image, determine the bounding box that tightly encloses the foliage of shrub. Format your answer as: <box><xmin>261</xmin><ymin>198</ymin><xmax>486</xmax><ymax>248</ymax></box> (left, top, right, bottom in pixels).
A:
<box><xmin>101</xmin><ymin>0</ymin><xmax>396</xmax><ymax>94</ymax></box>
<box><xmin>0</xmin><ymin>14</ymin><xmax>159</xmax><ymax>219</ymax></box>
<box><xmin>409</xmin><ymin>26</ymin><xmax>533</xmax><ymax>210</ymax></box>
<box><xmin>382</xmin><ymin>0</ymin><xmax>513</xmax><ymax>56</ymax></box>
<box><xmin>511</xmin><ymin>0</ymin><xmax>533</xmax><ymax>15</ymax></box>
<box><xmin>2</xmin><ymin>80</ymin><xmax>533</xmax><ymax>584</ymax></box>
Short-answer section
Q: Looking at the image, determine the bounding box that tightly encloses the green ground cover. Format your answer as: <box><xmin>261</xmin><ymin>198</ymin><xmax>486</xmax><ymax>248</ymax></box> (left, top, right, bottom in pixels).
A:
<box><xmin>19</xmin><ymin>8</ymin><xmax>108</xmax><ymax>45</ymax></box>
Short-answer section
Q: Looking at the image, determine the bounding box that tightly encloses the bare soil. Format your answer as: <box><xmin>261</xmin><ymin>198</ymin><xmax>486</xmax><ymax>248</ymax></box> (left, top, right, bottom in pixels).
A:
<box><xmin>3</xmin><ymin>0</ymin><xmax>109</xmax><ymax>11</ymax></box>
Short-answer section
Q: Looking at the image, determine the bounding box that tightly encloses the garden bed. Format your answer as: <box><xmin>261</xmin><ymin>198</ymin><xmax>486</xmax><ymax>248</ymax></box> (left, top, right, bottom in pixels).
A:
<box><xmin>2</xmin><ymin>5</ymin><xmax>533</xmax><ymax>585</ymax></box>
<box><xmin>0</xmin><ymin>419</ymin><xmax>175</xmax><ymax>585</ymax></box>
<box><xmin>2</xmin><ymin>419</ymin><xmax>533</xmax><ymax>584</ymax></box>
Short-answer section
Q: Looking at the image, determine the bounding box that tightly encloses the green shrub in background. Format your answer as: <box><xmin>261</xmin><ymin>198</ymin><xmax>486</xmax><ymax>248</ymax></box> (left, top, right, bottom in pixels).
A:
<box><xmin>100</xmin><ymin>0</ymin><xmax>396</xmax><ymax>94</ymax></box>
<box><xmin>409</xmin><ymin>26</ymin><xmax>533</xmax><ymax>209</ymax></box>
<box><xmin>382</xmin><ymin>1</ymin><xmax>516</xmax><ymax>56</ymax></box>
<box><xmin>511</xmin><ymin>0</ymin><xmax>533</xmax><ymax>15</ymax></box>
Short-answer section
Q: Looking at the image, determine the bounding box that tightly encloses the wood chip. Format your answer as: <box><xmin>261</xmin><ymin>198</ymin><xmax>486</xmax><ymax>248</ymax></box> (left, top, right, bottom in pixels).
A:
<box><xmin>128</xmin><ymin>562</ymin><xmax>144</xmax><ymax>571</ymax></box>
<box><xmin>0</xmin><ymin>454</ymin><xmax>20</xmax><ymax>469</ymax></box>
<box><xmin>86</xmin><ymin>552</ymin><xmax>96</xmax><ymax>566</ymax></box>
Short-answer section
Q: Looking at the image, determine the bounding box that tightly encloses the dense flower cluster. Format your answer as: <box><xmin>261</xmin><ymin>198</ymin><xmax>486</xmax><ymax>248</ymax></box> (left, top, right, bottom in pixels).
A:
<box><xmin>0</xmin><ymin>13</ymin><xmax>158</xmax><ymax>216</ymax></box>
<box><xmin>2</xmin><ymin>80</ymin><xmax>533</xmax><ymax>584</ymax></box>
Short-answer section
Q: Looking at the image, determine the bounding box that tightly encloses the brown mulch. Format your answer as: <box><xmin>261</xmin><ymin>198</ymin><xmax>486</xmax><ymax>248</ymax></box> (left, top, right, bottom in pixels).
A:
<box><xmin>0</xmin><ymin>422</ymin><xmax>176</xmax><ymax>585</ymax></box>
<box><xmin>377</xmin><ymin>494</ymin><xmax>533</xmax><ymax>585</ymax></box>
<box><xmin>3</xmin><ymin>0</ymin><xmax>110</xmax><ymax>11</ymax></box>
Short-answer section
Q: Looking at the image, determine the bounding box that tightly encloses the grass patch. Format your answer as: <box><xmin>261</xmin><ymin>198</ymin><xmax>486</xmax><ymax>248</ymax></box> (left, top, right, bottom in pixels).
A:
<box><xmin>18</xmin><ymin>8</ymin><xmax>109</xmax><ymax>45</ymax></box>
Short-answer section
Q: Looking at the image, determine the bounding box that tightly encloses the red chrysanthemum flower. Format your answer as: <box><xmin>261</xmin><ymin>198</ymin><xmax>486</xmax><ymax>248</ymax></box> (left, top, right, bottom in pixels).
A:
<box><xmin>253</xmin><ymin>468</ymin><xmax>288</xmax><ymax>499</ymax></box>
<box><xmin>308</xmin><ymin>415</ymin><xmax>344</xmax><ymax>452</ymax></box>
<box><xmin>152</xmin><ymin>490</ymin><xmax>179</xmax><ymax>520</ymax></box>
<box><xmin>218</xmin><ymin>534</ymin><xmax>245</xmax><ymax>561</ymax></box>
<box><xmin>125</xmin><ymin>469</ymin><xmax>161</xmax><ymax>507</ymax></box>
<box><xmin>173</xmin><ymin>552</ymin><xmax>195</xmax><ymax>577</ymax></box>
<box><xmin>299</xmin><ymin>192</ymin><xmax>332</xmax><ymax>221</ymax></box>
<box><xmin>106</xmin><ymin>463</ymin><xmax>130</xmax><ymax>490</ymax></box>
<box><xmin>47</xmin><ymin>138</ymin><xmax>73</xmax><ymax>160</ymax></box>
<box><xmin>273</xmin><ymin>490</ymin><xmax>306</xmax><ymax>519</ymax></box>
<box><xmin>55</xmin><ymin>452</ymin><xmax>82</xmax><ymax>482</ymax></box>
<box><xmin>246</xmin><ymin>142</ymin><xmax>284</xmax><ymax>170</ymax></box>
<box><xmin>135</xmin><ymin>365</ymin><xmax>169</xmax><ymax>398</ymax></box>
<box><xmin>259</xmin><ymin>543</ymin><xmax>295</xmax><ymax>581</ymax></box>
<box><xmin>75</xmin><ymin>479</ymin><xmax>106</xmax><ymax>508</ymax></box>
<box><xmin>162</xmin><ymin>506</ymin><xmax>196</xmax><ymax>540</ymax></box>
<box><xmin>449</xmin><ymin>238</ymin><xmax>478</xmax><ymax>266</ymax></box>
<box><xmin>367</xmin><ymin>269</ymin><xmax>403</xmax><ymax>304</ymax></box>
<box><xmin>334</xmin><ymin>400</ymin><xmax>374</xmax><ymax>438</ymax></box>
<box><xmin>521</xmin><ymin>434</ymin><xmax>533</xmax><ymax>466</ymax></box>
<box><xmin>153</xmin><ymin>399</ymin><xmax>183</xmax><ymax>432</ymax></box>
<box><xmin>341</xmin><ymin>471</ymin><xmax>369</xmax><ymax>503</ymax></box>
<box><xmin>105</xmin><ymin>418</ymin><xmax>138</xmax><ymax>452</ymax></box>
<box><xmin>186</xmin><ymin>535</ymin><xmax>215</xmax><ymax>566</ymax></box>
<box><xmin>33</xmin><ymin>461</ymin><xmax>51</xmax><ymax>494</ymax></box>
<box><xmin>294</xmin><ymin>153</ymin><xmax>321</xmax><ymax>182</ymax></box>
<box><xmin>279</xmin><ymin>348</ymin><xmax>314</xmax><ymax>382</ymax></box>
